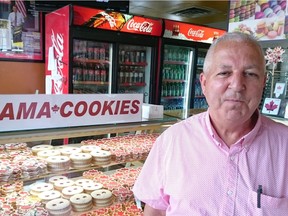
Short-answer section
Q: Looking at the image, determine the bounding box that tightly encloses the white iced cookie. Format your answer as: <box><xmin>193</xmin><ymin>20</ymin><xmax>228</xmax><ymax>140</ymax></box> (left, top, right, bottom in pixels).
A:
<box><xmin>59</xmin><ymin>146</ymin><xmax>82</xmax><ymax>156</ymax></box>
<box><xmin>31</xmin><ymin>145</ymin><xmax>53</xmax><ymax>155</ymax></box>
<box><xmin>30</xmin><ymin>182</ymin><xmax>54</xmax><ymax>196</ymax></box>
<box><xmin>80</xmin><ymin>145</ymin><xmax>101</xmax><ymax>153</ymax></box>
<box><xmin>38</xmin><ymin>190</ymin><xmax>61</xmax><ymax>203</ymax></box>
<box><xmin>37</xmin><ymin>149</ymin><xmax>60</xmax><ymax>158</ymax></box>
<box><xmin>48</xmin><ymin>175</ymin><xmax>68</xmax><ymax>185</ymax></box>
<box><xmin>70</xmin><ymin>193</ymin><xmax>93</xmax><ymax>212</ymax></box>
<box><xmin>54</xmin><ymin>179</ymin><xmax>75</xmax><ymax>191</ymax></box>
<box><xmin>91</xmin><ymin>189</ymin><xmax>113</xmax><ymax>207</ymax></box>
<box><xmin>46</xmin><ymin>198</ymin><xmax>72</xmax><ymax>216</ymax></box>
<box><xmin>62</xmin><ymin>185</ymin><xmax>84</xmax><ymax>199</ymax></box>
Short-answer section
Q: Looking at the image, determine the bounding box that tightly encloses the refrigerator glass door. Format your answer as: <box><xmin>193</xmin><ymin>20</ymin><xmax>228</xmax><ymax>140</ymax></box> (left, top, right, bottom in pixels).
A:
<box><xmin>72</xmin><ymin>39</ymin><xmax>112</xmax><ymax>94</ymax></box>
<box><xmin>160</xmin><ymin>44</ymin><xmax>194</xmax><ymax>118</ymax></box>
<box><xmin>117</xmin><ymin>44</ymin><xmax>152</xmax><ymax>103</ymax></box>
<box><xmin>194</xmin><ymin>48</ymin><xmax>208</xmax><ymax>109</ymax></box>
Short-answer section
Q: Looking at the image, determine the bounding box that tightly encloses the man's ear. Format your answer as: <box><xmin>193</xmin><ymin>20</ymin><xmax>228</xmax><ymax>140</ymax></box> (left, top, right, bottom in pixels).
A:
<box><xmin>199</xmin><ymin>72</ymin><xmax>206</xmax><ymax>95</ymax></box>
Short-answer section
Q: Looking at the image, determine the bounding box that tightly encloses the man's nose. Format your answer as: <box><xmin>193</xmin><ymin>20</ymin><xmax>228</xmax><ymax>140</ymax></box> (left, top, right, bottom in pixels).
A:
<box><xmin>228</xmin><ymin>73</ymin><xmax>245</xmax><ymax>91</ymax></box>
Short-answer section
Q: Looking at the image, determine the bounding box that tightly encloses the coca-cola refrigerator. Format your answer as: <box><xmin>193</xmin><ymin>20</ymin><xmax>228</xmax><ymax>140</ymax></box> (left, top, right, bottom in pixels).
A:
<box><xmin>45</xmin><ymin>4</ymin><xmax>163</xmax><ymax>104</ymax></box>
<box><xmin>156</xmin><ymin>19</ymin><xmax>226</xmax><ymax>118</ymax></box>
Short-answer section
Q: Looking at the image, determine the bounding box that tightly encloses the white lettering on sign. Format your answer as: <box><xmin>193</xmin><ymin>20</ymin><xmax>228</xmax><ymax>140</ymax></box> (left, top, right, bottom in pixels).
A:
<box><xmin>127</xmin><ymin>19</ymin><xmax>153</xmax><ymax>33</ymax></box>
<box><xmin>187</xmin><ymin>28</ymin><xmax>205</xmax><ymax>38</ymax></box>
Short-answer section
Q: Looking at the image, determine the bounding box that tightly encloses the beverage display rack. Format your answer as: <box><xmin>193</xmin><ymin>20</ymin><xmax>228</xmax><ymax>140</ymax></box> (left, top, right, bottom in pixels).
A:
<box><xmin>194</xmin><ymin>49</ymin><xmax>208</xmax><ymax>109</ymax></box>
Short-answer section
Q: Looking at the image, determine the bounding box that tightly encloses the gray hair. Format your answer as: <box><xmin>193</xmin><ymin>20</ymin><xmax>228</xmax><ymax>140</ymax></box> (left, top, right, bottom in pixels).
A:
<box><xmin>203</xmin><ymin>32</ymin><xmax>266</xmax><ymax>73</ymax></box>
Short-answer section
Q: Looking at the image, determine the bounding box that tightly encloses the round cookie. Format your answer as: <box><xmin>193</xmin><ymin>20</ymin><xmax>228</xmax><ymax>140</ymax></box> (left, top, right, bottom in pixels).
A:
<box><xmin>37</xmin><ymin>149</ymin><xmax>60</xmax><ymax>158</ymax></box>
<box><xmin>74</xmin><ymin>178</ymin><xmax>95</xmax><ymax>187</ymax></box>
<box><xmin>31</xmin><ymin>145</ymin><xmax>53</xmax><ymax>155</ymax></box>
<box><xmin>70</xmin><ymin>153</ymin><xmax>92</xmax><ymax>169</ymax></box>
<box><xmin>69</xmin><ymin>193</ymin><xmax>93</xmax><ymax>212</ymax></box>
<box><xmin>38</xmin><ymin>190</ymin><xmax>62</xmax><ymax>204</ymax></box>
<box><xmin>62</xmin><ymin>185</ymin><xmax>84</xmax><ymax>199</ymax></box>
<box><xmin>54</xmin><ymin>179</ymin><xmax>75</xmax><ymax>191</ymax></box>
<box><xmin>48</xmin><ymin>175</ymin><xmax>68</xmax><ymax>185</ymax></box>
<box><xmin>80</xmin><ymin>145</ymin><xmax>101</xmax><ymax>153</ymax></box>
<box><xmin>59</xmin><ymin>146</ymin><xmax>82</xmax><ymax>156</ymax></box>
<box><xmin>90</xmin><ymin>150</ymin><xmax>112</xmax><ymax>165</ymax></box>
<box><xmin>46</xmin><ymin>155</ymin><xmax>70</xmax><ymax>172</ymax></box>
<box><xmin>46</xmin><ymin>198</ymin><xmax>72</xmax><ymax>216</ymax></box>
<box><xmin>91</xmin><ymin>189</ymin><xmax>113</xmax><ymax>207</ymax></box>
<box><xmin>30</xmin><ymin>182</ymin><xmax>54</xmax><ymax>196</ymax></box>
<box><xmin>83</xmin><ymin>182</ymin><xmax>103</xmax><ymax>194</ymax></box>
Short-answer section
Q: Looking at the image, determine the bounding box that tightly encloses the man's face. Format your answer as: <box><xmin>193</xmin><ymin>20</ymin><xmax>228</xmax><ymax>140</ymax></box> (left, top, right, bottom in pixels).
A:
<box><xmin>13</xmin><ymin>6</ymin><xmax>17</xmax><ymax>12</ymax></box>
<box><xmin>200</xmin><ymin>41</ymin><xmax>266</xmax><ymax>122</ymax></box>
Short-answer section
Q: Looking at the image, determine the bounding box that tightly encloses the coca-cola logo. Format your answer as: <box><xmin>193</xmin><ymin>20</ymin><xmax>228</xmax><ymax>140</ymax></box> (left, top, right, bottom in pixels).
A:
<box><xmin>187</xmin><ymin>28</ymin><xmax>205</xmax><ymax>38</ymax></box>
<box><xmin>127</xmin><ymin>19</ymin><xmax>153</xmax><ymax>33</ymax></box>
<box><xmin>50</xmin><ymin>29</ymin><xmax>65</xmax><ymax>94</ymax></box>
<box><xmin>100</xmin><ymin>11</ymin><xmax>116</xmax><ymax>29</ymax></box>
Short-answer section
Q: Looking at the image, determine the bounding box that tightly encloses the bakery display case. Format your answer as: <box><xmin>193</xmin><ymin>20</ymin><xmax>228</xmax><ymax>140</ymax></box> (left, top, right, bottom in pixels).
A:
<box><xmin>0</xmin><ymin>116</ymin><xmax>177</xmax><ymax>215</ymax></box>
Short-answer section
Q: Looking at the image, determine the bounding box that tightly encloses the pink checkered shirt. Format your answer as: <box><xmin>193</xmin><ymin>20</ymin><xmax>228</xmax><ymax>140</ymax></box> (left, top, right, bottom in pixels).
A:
<box><xmin>133</xmin><ymin>111</ymin><xmax>288</xmax><ymax>215</ymax></box>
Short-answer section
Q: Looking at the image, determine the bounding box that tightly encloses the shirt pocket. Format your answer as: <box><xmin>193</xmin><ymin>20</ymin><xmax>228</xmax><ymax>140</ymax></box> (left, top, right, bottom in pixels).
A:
<box><xmin>247</xmin><ymin>190</ymin><xmax>288</xmax><ymax>216</ymax></box>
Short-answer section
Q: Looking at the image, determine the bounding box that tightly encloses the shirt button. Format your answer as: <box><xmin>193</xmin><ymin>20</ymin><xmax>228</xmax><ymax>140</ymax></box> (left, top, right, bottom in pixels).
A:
<box><xmin>227</xmin><ymin>190</ymin><xmax>233</xmax><ymax>196</ymax></box>
<box><xmin>230</xmin><ymin>156</ymin><xmax>235</xmax><ymax>161</ymax></box>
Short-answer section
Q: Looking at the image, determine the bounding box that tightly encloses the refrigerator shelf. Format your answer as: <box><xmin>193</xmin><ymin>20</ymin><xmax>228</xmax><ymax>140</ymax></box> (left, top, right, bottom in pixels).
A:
<box><xmin>162</xmin><ymin>79</ymin><xmax>186</xmax><ymax>83</ymax></box>
<box><xmin>164</xmin><ymin>60</ymin><xmax>188</xmax><ymax>65</ymax></box>
<box><xmin>119</xmin><ymin>62</ymin><xmax>147</xmax><ymax>66</ymax></box>
<box><xmin>73</xmin><ymin>58</ymin><xmax>110</xmax><ymax>65</ymax></box>
<box><xmin>161</xmin><ymin>96</ymin><xmax>184</xmax><ymax>100</ymax></box>
<box><xmin>73</xmin><ymin>81</ymin><xmax>109</xmax><ymax>85</ymax></box>
<box><xmin>119</xmin><ymin>82</ymin><xmax>146</xmax><ymax>87</ymax></box>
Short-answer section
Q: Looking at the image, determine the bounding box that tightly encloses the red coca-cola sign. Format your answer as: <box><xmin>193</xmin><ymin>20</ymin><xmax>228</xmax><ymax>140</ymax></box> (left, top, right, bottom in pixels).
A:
<box><xmin>45</xmin><ymin>5</ymin><xmax>70</xmax><ymax>94</ymax></box>
<box><xmin>73</xmin><ymin>5</ymin><xmax>163</xmax><ymax>36</ymax></box>
<box><xmin>163</xmin><ymin>19</ymin><xmax>226</xmax><ymax>44</ymax></box>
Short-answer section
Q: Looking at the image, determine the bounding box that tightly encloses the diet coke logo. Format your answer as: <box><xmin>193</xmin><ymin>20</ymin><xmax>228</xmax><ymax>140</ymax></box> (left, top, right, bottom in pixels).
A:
<box><xmin>127</xmin><ymin>19</ymin><xmax>153</xmax><ymax>33</ymax></box>
<box><xmin>187</xmin><ymin>28</ymin><xmax>204</xmax><ymax>38</ymax></box>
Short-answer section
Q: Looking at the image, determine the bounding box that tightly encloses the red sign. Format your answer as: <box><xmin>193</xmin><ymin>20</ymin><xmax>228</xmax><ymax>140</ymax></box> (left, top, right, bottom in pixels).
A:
<box><xmin>73</xmin><ymin>5</ymin><xmax>163</xmax><ymax>36</ymax></box>
<box><xmin>163</xmin><ymin>20</ymin><xmax>226</xmax><ymax>44</ymax></box>
<box><xmin>45</xmin><ymin>5</ymin><xmax>70</xmax><ymax>94</ymax></box>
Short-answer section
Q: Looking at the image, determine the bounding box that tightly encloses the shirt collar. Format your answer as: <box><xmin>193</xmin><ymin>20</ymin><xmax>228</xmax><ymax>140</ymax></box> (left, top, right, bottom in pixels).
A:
<box><xmin>205</xmin><ymin>109</ymin><xmax>262</xmax><ymax>151</ymax></box>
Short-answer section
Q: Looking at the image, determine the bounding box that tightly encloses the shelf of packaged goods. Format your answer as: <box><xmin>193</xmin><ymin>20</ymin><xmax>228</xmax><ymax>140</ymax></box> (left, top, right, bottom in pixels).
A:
<box><xmin>162</xmin><ymin>79</ymin><xmax>186</xmax><ymax>83</ymax></box>
<box><xmin>119</xmin><ymin>62</ymin><xmax>147</xmax><ymax>66</ymax></box>
<box><xmin>0</xmin><ymin>117</ymin><xmax>178</xmax><ymax>144</ymax></box>
<box><xmin>73</xmin><ymin>58</ymin><xmax>110</xmax><ymax>65</ymax></box>
<box><xmin>119</xmin><ymin>82</ymin><xmax>146</xmax><ymax>87</ymax></box>
<box><xmin>164</xmin><ymin>60</ymin><xmax>188</xmax><ymax>65</ymax></box>
<box><xmin>73</xmin><ymin>81</ymin><xmax>109</xmax><ymax>85</ymax></box>
<box><xmin>18</xmin><ymin>157</ymin><xmax>146</xmax><ymax>187</ymax></box>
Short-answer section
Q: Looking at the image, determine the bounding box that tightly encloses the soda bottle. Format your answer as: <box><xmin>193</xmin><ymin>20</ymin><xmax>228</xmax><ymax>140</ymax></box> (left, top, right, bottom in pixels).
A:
<box><xmin>100</xmin><ymin>66</ymin><xmax>106</xmax><ymax>82</ymax></box>
<box><xmin>129</xmin><ymin>66</ymin><xmax>134</xmax><ymax>84</ymax></box>
<box><xmin>88</xmin><ymin>63</ymin><xmax>95</xmax><ymax>81</ymax></box>
<box><xmin>135</xmin><ymin>51</ymin><xmax>141</xmax><ymax>63</ymax></box>
<box><xmin>125</xmin><ymin>66</ymin><xmax>130</xmax><ymax>83</ymax></box>
<box><xmin>140</xmin><ymin>51</ymin><xmax>146</xmax><ymax>63</ymax></box>
<box><xmin>120</xmin><ymin>49</ymin><xmax>125</xmax><ymax>63</ymax></box>
<box><xmin>94</xmin><ymin>64</ymin><xmax>101</xmax><ymax>81</ymax></box>
<box><xmin>94</xmin><ymin>47</ymin><xmax>100</xmax><ymax>60</ymax></box>
<box><xmin>119</xmin><ymin>66</ymin><xmax>124</xmax><ymax>83</ymax></box>
<box><xmin>134</xmin><ymin>66</ymin><xmax>139</xmax><ymax>83</ymax></box>
<box><xmin>138</xmin><ymin>67</ymin><xmax>144</xmax><ymax>83</ymax></box>
<box><xmin>82</xmin><ymin>63</ymin><xmax>88</xmax><ymax>81</ymax></box>
<box><xmin>100</xmin><ymin>48</ymin><xmax>105</xmax><ymax>60</ymax></box>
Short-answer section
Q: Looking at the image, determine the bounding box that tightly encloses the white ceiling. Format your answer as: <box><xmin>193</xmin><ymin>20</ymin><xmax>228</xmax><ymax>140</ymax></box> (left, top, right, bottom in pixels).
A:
<box><xmin>128</xmin><ymin>0</ymin><xmax>230</xmax><ymax>30</ymax></box>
